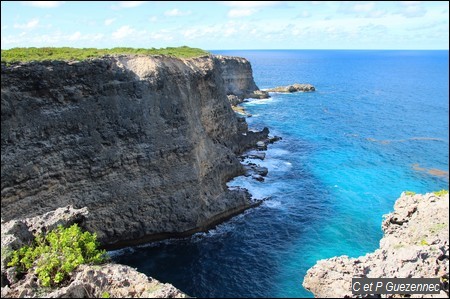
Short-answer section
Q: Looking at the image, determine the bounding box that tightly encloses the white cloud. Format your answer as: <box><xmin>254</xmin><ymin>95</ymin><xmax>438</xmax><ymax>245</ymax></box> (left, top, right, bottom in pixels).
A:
<box><xmin>369</xmin><ymin>10</ymin><xmax>387</xmax><ymax>18</ymax></box>
<box><xmin>149</xmin><ymin>16</ymin><xmax>158</xmax><ymax>22</ymax></box>
<box><xmin>111</xmin><ymin>1</ymin><xmax>146</xmax><ymax>10</ymax></box>
<box><xmin>228</xmin><ymin>9</ymin><xmax>256</xmax><ymax>18</ymax></box>
<box><xmin>353</xmin><ymin>2</ymin><xmax>374</xmax><ymax>13</ymax></box>
<box><xmin>224</xmin><ymin>1</ymin><xmax>282</xmax><ymax>18</ymax></box>
<box><xmin>117</xmin><ymin>1</ymin><xmax>146</xmax><ymax>8</ymax></box>
<box><xmin>14</xmin><ymin>18</ymin><xmax>39</xmax><ymax>30</ymax></box>
<box><xmin>181</xmin><ymin>21</ymin><xmax>252</xmax><ymax>41</ymax></box>
<box><xmin>20</xmin><ymin>1</ymin><xmax>65</xmax><ymax>8</ymax></box>
<box><xmin>104</xmin><ymin>18</ymin><xmax>116</xmax><ymax>26</ymax></box>
<box><xmin>401</xmin><ymin>1</ymin><xmax>421</xmax><ymax>6</ymax></box>
<box><xmin>112</xmin><ymin>25</ymin><xmax>135</xmax><ymax>39</ymax></box>
<box><xmin>402</xmin><ymin>5</ymin><xmax>426</xmax><ymax>17</ymax></box>
<box><xmin>2</xmin><ymin>31</ymin><xmax>105</xmax><ymax>48</ymax></box>
<box><xmin>148</xmin><ymin>31</ymin><xmax>174</xmax><ymax>41</ymax></box>
<box><xmin>223</xmin><ymin>1</ymin><xmax>281</xmax><ymax>8</ymax></box>
<box><xmin>68</xmin><ymin>31</ymin><xmax>81</xmax><ymax>41</ymax></box>
<box><xmin>298</xmin><ymin>11</ymin><xmax>311</xmax><ymax>18</ymax></box>
<box><xmin>223</xmin><ymin>27</ymin><xmax>237</xmax><ymax>37</ymax></box>
<box><xmin>164</xmin><ymin>8</ymin><xmax>191</xmax><ymax>17</ymax></box>
<box><xmin>68</xmin><ymin>33</ymin><xmax>104</xmax><ymax>42</ymax></box>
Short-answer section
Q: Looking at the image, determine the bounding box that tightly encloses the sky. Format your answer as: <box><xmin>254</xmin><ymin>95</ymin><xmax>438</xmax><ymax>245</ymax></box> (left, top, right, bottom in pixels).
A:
<box><xmin>1</xmin><ymin>1</ymin><xmax>449</xmax><ymax>50</ymax></box>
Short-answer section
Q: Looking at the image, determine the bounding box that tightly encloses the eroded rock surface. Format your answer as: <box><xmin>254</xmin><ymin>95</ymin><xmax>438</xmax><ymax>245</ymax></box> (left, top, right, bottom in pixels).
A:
<box><xmin>1</xmin><ymin>206</ymin><xmax>187</xmax><ymax>298</ymax></box>
<box><xmin>1</xmin><ymin>54</ymin><xmax>268</xmax><ymax>249</ymax></box>
<box><xmin>303</xmin><ymin>192</ymin><xmax>449</xmax><ymax>298</ymax></box>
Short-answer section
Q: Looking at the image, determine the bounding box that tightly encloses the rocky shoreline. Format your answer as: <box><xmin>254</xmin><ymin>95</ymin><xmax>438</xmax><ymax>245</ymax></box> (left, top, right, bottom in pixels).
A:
<box><xmin>303</xmin><ymin>192</ymin><xmax>449</xmax><ymax>298</ymax></box>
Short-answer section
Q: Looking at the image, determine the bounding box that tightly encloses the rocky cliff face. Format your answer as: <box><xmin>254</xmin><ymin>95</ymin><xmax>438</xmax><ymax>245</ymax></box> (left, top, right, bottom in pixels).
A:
<box><xmin>1</xmin><ymin>54</ymin><xmax>268</xmax><ymax>249</ymax></box>
<box><xmin>303</xmin><ymin>192</ymin><xmax>449</xmax><ymax>298</ymax></box>
<box><xmin>214</xmin><ymin>55</ymin><xmax>259</xmax><ymax>99</ymax></box>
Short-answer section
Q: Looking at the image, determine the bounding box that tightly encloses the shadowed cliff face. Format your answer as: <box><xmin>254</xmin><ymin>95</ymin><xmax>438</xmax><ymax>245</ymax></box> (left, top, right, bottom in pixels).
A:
<box><xmin>1</xmin><ymin>54</ymin><xmax>266</xmax><ymax>248</ymax></box>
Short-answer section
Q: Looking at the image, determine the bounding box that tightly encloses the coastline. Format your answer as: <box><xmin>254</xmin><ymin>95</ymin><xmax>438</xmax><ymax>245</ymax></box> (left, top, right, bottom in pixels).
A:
<box><xmin>303</xmin><ymin>191</ymin><xmax>449</xmax><ymax>298</ymax></box>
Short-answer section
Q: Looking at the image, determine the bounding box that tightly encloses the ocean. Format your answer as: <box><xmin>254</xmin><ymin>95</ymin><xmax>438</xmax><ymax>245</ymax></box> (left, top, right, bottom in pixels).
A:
<box><xmin>112</xmin><ymin>50</ymin><xmax>449</xmax><ymax>298</ymax></box>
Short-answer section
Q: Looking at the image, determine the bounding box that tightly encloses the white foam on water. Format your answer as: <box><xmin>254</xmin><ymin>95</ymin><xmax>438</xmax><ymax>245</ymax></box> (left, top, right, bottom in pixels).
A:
<box><xmin>266</xmin><ymin>148</ymin><xmax>291</xmax><ymax>157</ymax></box>
<box><xmin>263</xmin><ymin>200</ymin><xmax>282</xmax><ymax>209</ymax></box>
<box><xmin>243</xmin><ymin>98</ymin><xmax>276</xmax><ymax>106</ymax></box>
<box><xmin>108</xmin><ymin>247</ymin><xmax>136</xmax><ymax>257</ymax></box>
<box><xmin>190</xmin><ymin>210</ymin><xmax>257</xmax><ymax>242</ymax></box>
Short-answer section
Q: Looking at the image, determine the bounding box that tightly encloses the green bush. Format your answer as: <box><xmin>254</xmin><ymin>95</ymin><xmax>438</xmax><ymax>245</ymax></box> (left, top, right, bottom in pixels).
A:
<box><xmin>7</xmin><ymin>224</ymin><xmax>107</xmax><ymax>287</ymax></box>
<box><xmin>1</xmin><ymin>46</ymin><xmax>209</xmax><ymax>64</ymax></box>
<box><xmin>404</xmin><ymin>191</ymin><xmax>416</xmax><ymax>196</ymax></box>
<box><xmin>433</xmin><ymin>189</ymin><xmax>448</xmax><ymax>197</ymax></box>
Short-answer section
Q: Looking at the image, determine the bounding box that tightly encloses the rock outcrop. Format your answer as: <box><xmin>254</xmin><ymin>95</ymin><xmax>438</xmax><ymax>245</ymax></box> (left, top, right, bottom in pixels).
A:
<box><xmin>1</xmin><ymin>54</ymin><xmax>269</xmax><ymax>249</ymax></box>
<box><xmin>266</xmin><ymin>83</ymin><xmax>315</xmax><ymax>92</ymax></box>
<box><xmin>215</xmin><ymin>55</ymin><xmax>268</xmax><ymax>99</ymax></box>
<box><xmin>303</xmin><ymin>192</ymin><xmax>449</xmax><ymax>298</ymax></box>
<box><xmin>1</xmin><ymin>263</ymin><xmax>187</xmax><ymax>298</ymax></box>
<box><xmin>1</xmin><ymin>206</ymin><xmax>187</xmax><ymax>298</ymax></box>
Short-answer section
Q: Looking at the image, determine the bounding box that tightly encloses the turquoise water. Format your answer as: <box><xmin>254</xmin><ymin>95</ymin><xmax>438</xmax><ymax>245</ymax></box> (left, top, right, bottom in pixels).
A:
<box><xmin>113</xmin><ymin>50</ymin><xmax>449</xmax><ymax>297</ymax></box>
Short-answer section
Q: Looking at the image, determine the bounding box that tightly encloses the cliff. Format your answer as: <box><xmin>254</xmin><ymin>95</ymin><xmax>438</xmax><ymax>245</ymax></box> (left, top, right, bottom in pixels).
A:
<box><xmin>303</xmin><ymin>192</ymin><xmax>449</xmax><ymax>298</ymax></box>
<box><xmin>1</xmin><ymin>54</ymin><xmax>268</xmax><ymax>249</ymax></box>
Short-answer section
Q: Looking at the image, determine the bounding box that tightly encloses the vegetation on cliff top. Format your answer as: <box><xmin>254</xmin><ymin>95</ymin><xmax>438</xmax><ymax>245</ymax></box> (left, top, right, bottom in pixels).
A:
<box><xmin>433</xmin><ymin>189</ymin><xmax>448</xmax><ymax>196</ymax></box>
<box><xmin>1</xmin><ymin>46</ymin><xmax>209</xmax><ymax>64</ymax></box>
<box><xmin>7</xmin><ymin>223</ymin><xmax>107</xmax><ymax>287</ymax></box>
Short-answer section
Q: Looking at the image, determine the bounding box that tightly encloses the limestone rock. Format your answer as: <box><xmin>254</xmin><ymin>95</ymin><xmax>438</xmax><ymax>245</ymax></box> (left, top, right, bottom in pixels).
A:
<box><xmin>1</xmin><ymin>54</ymin><xmax>268</xmax><ymax>249</ymax></box>
<box><xmin>303</xmin><ymin>192</ymin><xmax>449</xmax><ymax>298</ymax></box>
<box><xmin>227</xmin><ymin>94</ymin><xmax>241</xmax><ymax>106</ymax></box>
<box><xmin>2</xmin><ymin>264</ymin><xmax>187</xmax><ymax>298</ymax></box>
<box><xmin>266</xmin><ymin>83</ymin><xmax>315</xmax><ymax>93</ymax></box>
<box><xmin>1</xmin><ymin>206</ymin><xmax>187</xmax><ymax>298</ymax></box>
<box><xmin>245</xmin><ymin>90</ymin><xmax>270</xmax><ymax>99</ymax></box>
<box><xmin>256</xmin><ymin>141</ymin><xmax>267</xmax><ymax>150</ymax></box>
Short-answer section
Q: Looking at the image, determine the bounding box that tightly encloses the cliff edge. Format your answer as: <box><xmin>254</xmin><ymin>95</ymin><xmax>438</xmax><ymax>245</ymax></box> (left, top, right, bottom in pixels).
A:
<box><xmin>303</xmin><ymin>192</ymin><xmax>449</xmax><ymax>298</ymax></box>
<box><xmin>1</xmin><ymin>54</ymin><xmax>268</xmax><ymax>249</ymax></box>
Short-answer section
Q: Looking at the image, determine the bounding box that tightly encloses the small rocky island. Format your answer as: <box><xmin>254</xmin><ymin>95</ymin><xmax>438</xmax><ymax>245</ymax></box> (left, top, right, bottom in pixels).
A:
<box><xmin>266</xmin><ymin>83</ymin><xmax>315</xmax><ymax>93</ymax></box>
<box><xmin>303</xmin><ymin>191</ymin><xmax>449</xmax><ymax>298</ymax></box>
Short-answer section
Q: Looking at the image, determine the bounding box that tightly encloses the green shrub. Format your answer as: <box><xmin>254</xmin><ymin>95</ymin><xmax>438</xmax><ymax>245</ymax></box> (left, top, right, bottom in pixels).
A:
<box><xmin>1</xmin><ymin>46</ymin><xmax>209</xmax><ymax>64</ymax></box>
<box><xmin>404</xmin><ymin>191</ymin><xmax>416</xmax><ymax>196</ymax></box>
<box><xmin>433</xmin><ymin>189</ymin><xmax>448</xmax><ymax>197</ymax></box>
<box><xmin>7</xmin><ymin>224</ymin><xmax>107</xmax><ymax>287</ymax></box>
<box><xmin>419</xmin><ymin>239</ymin><xmax>429</xmax><ymax>246</ymax></box>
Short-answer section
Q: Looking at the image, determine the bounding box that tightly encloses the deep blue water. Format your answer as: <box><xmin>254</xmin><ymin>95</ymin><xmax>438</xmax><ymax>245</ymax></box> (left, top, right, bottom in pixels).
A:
<box><xmin>113</xmin><ymin>50</ymin><xmax>449</xmax><ymax>298</ymax></box>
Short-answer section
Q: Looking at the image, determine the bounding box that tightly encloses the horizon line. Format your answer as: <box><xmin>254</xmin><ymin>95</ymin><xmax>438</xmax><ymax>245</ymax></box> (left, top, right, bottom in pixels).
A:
<box><xmin>208</xmin><ymin>48</ymin><xmax>449</xmax><ymax>51</ymax></box>
<box><xmin>2</xmin><ymin>47</ymin><xmax>449</xmax><ymax>51</ymax></box>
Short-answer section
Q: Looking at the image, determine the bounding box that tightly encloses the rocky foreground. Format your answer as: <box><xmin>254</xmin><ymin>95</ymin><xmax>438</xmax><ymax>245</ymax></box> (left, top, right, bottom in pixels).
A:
<box><xmin>1</xmin><ymin>206</ymin><xmax>187</xmax><ymax>298</ymax></box>
<box><xmin>303</xmin><ymin>192</ymin><xmax>449</xmax><ymax>298</ymax></box>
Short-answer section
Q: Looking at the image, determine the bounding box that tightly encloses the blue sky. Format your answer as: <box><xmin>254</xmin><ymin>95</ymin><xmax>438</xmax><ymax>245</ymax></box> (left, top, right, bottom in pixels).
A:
<box><xmin>1</xmin><ymin>1</ymin><xmax>449</xmax><ymax>50</ymax></box>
